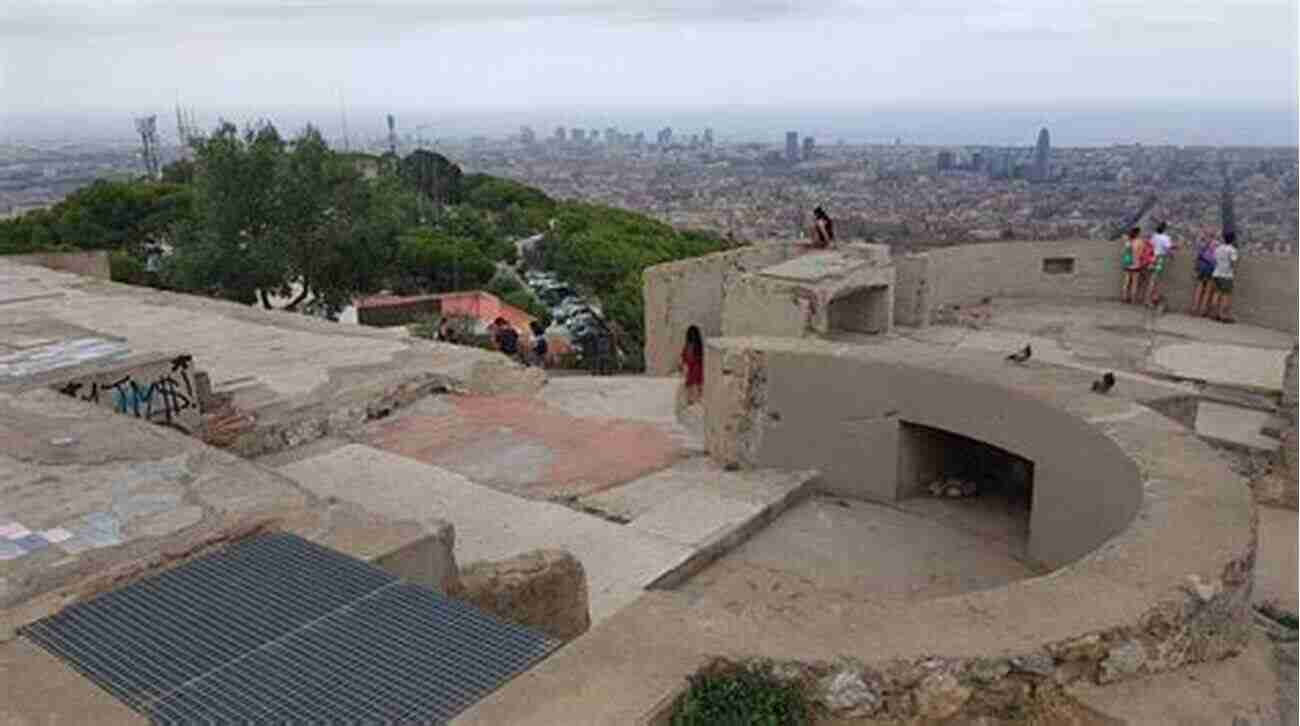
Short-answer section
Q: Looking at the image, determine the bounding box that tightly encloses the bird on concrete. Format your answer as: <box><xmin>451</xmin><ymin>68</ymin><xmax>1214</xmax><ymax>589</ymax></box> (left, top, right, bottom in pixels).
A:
<box><xmin>1091</xmin><ymin>372</ymin><xmax>1116</xmax><ymax>394</ymax></box>
<box><xmin>1006</xmin><ymin>345</ymin><xmax>1032</xmax><ymax>364</ymax></box>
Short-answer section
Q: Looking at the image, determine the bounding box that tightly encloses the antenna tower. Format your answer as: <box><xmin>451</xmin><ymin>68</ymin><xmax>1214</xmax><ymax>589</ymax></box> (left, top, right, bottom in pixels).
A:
<box><xmin>338</xmin><ymin>89</ymin><xmax>351</xmax><ymax>151</ymax></box>
<box><xmin>135</xmin><ymin>115</ymin><xmax>161</xmax><ymax>179</ymax></box>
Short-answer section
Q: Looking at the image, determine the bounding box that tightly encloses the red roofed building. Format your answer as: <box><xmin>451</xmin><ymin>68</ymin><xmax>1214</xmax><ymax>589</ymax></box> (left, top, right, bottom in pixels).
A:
<box><xmin>355</xmin><ymin>290</ymin><xmax>535</xmax><ymax>332</ymax></box>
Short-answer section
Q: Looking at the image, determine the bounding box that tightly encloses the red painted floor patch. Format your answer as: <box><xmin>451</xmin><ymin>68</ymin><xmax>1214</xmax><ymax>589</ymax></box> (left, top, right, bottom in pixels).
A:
<box><xmin>367</xmin><ymin>395</ymin><xmax>687</xmax><ymax>498</ymax></box>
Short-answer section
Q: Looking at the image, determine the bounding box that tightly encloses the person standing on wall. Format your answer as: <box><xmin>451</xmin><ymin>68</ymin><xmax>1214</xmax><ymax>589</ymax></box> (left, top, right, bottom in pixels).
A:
<box><xmin>1209</xmin><ymin>232</ymin><xmax>1239</xmax><ymax>323</ymax></box>
<box><xmin>811</xmin><ymin>207</ymin><xmax>834</xmax><ymax>248</ymax></box>
<box><xmin>1145</xmin><ymin>221</ymin><xmax>1176</xmax><ymax>309</ymax></box>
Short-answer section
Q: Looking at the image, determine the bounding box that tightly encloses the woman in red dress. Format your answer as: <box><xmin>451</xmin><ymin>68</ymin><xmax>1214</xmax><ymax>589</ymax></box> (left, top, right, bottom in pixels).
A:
<box><xmin>680</xmin><ymin>325</ymin><xmax>704</xmax><ymax>405</ymax></box>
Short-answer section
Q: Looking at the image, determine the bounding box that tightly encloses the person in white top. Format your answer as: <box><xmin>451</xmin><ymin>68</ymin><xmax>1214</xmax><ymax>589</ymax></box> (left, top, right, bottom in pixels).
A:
<box><xmin>1210</xmin><ymin>231</ymin><xmax>1240</xmax><ymax>323</ymax></box>
<box><xmin>1145</xmin><ymin>221</ymin><xmax>1175</xmax><ymax>308</ymax></box>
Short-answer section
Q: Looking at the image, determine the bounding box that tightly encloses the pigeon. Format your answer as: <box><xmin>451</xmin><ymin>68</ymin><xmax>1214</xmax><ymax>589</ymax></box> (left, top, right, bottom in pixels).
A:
<box><xmin>1091</xmin><ymin>372</ymin><xmax>1116</xmax><ymax>394</ymax></box>
<box><xmin>1006</xmin><ymin>345</ymin><xmax>1032</xmax><ymax>364</ymax></box>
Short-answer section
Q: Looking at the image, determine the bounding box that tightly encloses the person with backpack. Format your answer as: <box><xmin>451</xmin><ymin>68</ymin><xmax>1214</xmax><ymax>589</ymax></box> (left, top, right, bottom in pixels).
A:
<box><xmin>528</xmin><ymin>321</ymin><xmax>548</xmax><ymax>368</ymax></box>
<box><xmin>492</xmin><ymin>317</ymin><xmax>520</xmax><ymax>358</ymax></box>
<box><xmin>1191</xmin><ymin>226</ymin><xmax>1220</xmax><ymax>316</ymax></box>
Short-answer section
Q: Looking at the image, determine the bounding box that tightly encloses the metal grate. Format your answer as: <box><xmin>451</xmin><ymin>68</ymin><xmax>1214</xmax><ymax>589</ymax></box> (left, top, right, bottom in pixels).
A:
<box><xmin>21</xmin><ymin>533</ymin><xmax>561</xmax><ymax>724</ymax></box>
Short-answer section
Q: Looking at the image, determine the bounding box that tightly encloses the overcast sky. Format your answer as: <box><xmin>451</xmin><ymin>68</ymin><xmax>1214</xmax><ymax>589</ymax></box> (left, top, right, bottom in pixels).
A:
<box><xmin>3</xmin><ymin>0</ymin><xmax>1297</xmax><ymax>119</ymax></box>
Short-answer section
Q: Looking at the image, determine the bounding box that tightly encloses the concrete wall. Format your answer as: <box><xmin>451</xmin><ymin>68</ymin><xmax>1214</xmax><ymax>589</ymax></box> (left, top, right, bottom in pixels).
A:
<box><xmin>6</xmin><ymin>250</ymin><xmax>111</xmax><ymax>280</ymax></box>
<box><xmin>642</xmin><ymin>242</ymin><xmax>800</xmax><ymax>375</ymax></box>
<box><xmin>705</xmin><ymin>339</ymin><xmax>1143</xmax><ymax>568</ymax></box>
<box><xmin>892</xmin><ymin>253</ymin><xmax>932</xmax><ymax>327</ymax></box>
<box><xmin>920</xmin><ymin>240</ymin><xmax>1297</xmax><ymax>334</ymax></box>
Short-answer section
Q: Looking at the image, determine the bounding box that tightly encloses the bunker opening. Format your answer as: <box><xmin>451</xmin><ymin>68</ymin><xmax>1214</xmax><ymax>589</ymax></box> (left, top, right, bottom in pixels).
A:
<box><xmin>826</xmin><ymin>285</ymin><xmax>890</xmax><ymax>335</ymax></box>
<box><xmin>896</xmin><ymin>421</ymin><xmax>1035</xmax><ymax>554</ymax></box>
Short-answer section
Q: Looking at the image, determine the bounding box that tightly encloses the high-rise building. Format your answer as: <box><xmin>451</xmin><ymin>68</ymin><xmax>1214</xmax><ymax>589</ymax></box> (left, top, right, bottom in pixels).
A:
<box><xmin>657</xmin><ymin>127</ymin><xmax>673</xmax><ymax>146</ymax></box>
<box><xmin>520</xmin><ymin>125</ymin><xmax>536</xmax><ymax>145</ymax></box>
<box><xmin>785</xmin><ymin>131</ymin><xmax>799</xmax><ymax>162</ymax></box>
<box><xmin>1033</xmin><ymin>127</ymin><xmax>1050</xmax><ymax>182</ymax></box>
<box><xmin>634</xmin><ymin>131</ymin><xmax>646</xmax><ymax>147</ymax></box>
<box><xmin>572</xmin><ymin>128</ymin><xmax>586</xmax><ymax>143</ymax></box>
<box><xmin>703</xmin><ymin>128</ymin><xmax>714</xmax><ymax>146</ymax></box>
<box><xmin>937</xmin><ymin>150</ymin><xmax>955</xmax><ymax>171</ymax></box>
<box><xmin>554</xmin><ymin>126</ymin><xmax>567</xmax><ymax>142</ymax></box>
<box><xmin>802</xmin><ymin>136</ymin><xmax>815</xmax><ymax>160</ymax></box>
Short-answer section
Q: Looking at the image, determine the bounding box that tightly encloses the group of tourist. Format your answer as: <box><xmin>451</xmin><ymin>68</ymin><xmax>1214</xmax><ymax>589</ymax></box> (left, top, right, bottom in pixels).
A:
<box><xmin>1121</xmin><ymin>222</ymin><xmax>1239</xmax><ymax>323</ymax></box>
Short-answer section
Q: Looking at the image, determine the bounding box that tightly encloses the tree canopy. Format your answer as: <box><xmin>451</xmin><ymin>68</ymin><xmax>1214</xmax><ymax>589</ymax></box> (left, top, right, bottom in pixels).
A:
<box><xmin>0</xmin><ymin>122</ymin><xmax>731</xmax><ymax>361</ymax></box>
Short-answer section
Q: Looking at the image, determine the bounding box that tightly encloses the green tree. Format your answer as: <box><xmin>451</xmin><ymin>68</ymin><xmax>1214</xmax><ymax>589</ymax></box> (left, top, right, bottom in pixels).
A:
<box><xmin>398</xmin><ymin>149</ymin><xmax>463</xmax><ymax>207</ymax></box>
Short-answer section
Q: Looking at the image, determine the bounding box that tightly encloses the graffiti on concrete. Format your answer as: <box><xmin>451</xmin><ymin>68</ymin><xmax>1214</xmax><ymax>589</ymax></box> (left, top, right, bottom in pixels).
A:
<box><xmin>56</xmin><ymin>355</ymin><xmax>198</xmax><ymax>432</ymax></box>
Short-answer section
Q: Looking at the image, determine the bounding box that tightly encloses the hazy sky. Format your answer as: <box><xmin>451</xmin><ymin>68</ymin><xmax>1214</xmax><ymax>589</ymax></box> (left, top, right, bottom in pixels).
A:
<box><xmin>3</xmin><ymin>0</ymin><xmax>1297</xmax><ymax>118</ymax></box>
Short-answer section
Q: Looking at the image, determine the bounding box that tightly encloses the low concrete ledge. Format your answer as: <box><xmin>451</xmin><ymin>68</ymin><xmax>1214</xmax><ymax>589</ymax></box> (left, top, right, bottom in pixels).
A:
<box><xmin>455</xmin><ymin>336</ymin><xmax>1256</xmax><ymax>725</ymax></box>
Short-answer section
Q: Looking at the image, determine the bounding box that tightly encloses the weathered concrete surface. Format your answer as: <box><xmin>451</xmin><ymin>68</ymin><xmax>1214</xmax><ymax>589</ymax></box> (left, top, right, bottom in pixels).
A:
<box><xmin>705</xmin><ymin>337</ymin><xmax>1143</xmax><ymax>569</ymax></box>
<box><xmin>0</xmin><ymin>637</ymin><xmax>143</xmax><ymax>726</ymax></box>
<box><xmin>1194</xmin><ymin>400</ymin><xmax>1285</xmax><ymax>451</ymax></box>
<box><xmin>1068</xmin><ymin>632</ymin><xmax>1288</xmax><ymax>726</ymax></box>
<box><xmin>4</xmin><ymin>250</ymin><xmax>111</xmax><ymax>280</ymax></box>
<box><xmin>0</xmin><ymin>258</ymin><xmax>543</xmax><ymax>459</ymax></box>
<box><xmin>722</xmin><ymin>245</ymin><xmax>895</xmax><ymax>340</ymax></box>
<box><xmin>677</xmin><ymin>495</ymin><xmax>1037</xmax><ymax>605</ymax></box>
<box><xmin>641</xmin><ymin>242</ymin><xmax>801</xmax><ymax>376</ymax></box>
<box><xmin>0</xmin><ymin>387</ymin><xmax>451</xmax><ymax>625</ymax></box>
<box><xmin>1254</xmin><ymin>506</ymin><xmax>1298</xmax><ymax>614</ymax></box>
<box><xmin>642</xmin><ymin>241</ymin><xmax>1295</xmax><ymax>383</ymax></box>
<box><xmin>275</xmin><ymin>443</ymin><xmax>695</xmax><ymax>622</ymax></box>
<box><xmin>460</xmin><ymin>333</ymin><xmax>1257</xmax><ymax>724</ymax></box>
<box><xmin>365</xmin><ymin>392</ymin><xmax>691</xmax><ymax>499</ymax></box>
<box><xmin>455</xmin><ymin>549</ymin><xmax>590</xmax><ymax>642</ymax></box>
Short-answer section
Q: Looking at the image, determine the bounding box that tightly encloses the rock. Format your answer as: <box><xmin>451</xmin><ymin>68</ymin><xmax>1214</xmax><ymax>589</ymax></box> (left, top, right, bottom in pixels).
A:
<box><xmin>1009</xmin><ymin>653</ymin><xmax>1055</xmax><ymax>676</ymax></box>
<box><xmin>454</xmin><ymin>548</ymin><xmax>590</xmax><ymax>642</ymax></box>
<box><xmin>1098</xmin><ymin>641</ymin><xmax>1147</xmax><ymax>683</ymax></box>
<box><xmin>1185</xmin><ymin>574</ymin><xmax>1219</xmax><ymax>603</ymax></box>
<box><xmin>767</xmin><ymin>661</ymin><xmax>808</xmax><ymax>685</ymax></box>
<box><xmin>1049</xmin><ymin>633</ymin><xmax>1106</xmax><ymax>662</ymax></box>
<box><xmin>965</xmin><ymin>657</ymin><xmax>1011</xmax><ymax>684</ymax></box>
<box><xmin>912</xmin><ymin>672</ymin><xmax>971</xmax><ymax>720</ymax></box>
<box><xmin>818</xmin><ymin>669</ymin><xmax>880</xmax><ymax>718</ymax></box>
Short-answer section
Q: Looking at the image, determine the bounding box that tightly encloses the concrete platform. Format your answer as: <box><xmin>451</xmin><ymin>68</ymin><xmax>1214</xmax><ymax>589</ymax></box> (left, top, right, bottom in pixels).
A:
<box><xmin>676</xmin><ymin>496</ymin><xmax>1037</xmax><ymax>605</ymax></box>
<box><xmin>365</xmin><ymin>385</ymin><xmax>697</xmax><ymax>500</ymax></box>
<box><xmin>275</xmin><ymin>444</ymin><xmax>815</xmax><ymax>623</ymax></box>
<box><xmin>1194</xmin><ymin>400</ymin><xmax>1285</xmax><ymax>452</ymax></box>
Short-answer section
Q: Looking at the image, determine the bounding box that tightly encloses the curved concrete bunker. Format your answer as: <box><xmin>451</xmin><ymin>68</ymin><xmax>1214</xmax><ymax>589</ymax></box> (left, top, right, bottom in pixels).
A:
<box><xmin>704</xmin><ymin>337</ymin><xmax>1144</xmax><ymax>569</ymax></box>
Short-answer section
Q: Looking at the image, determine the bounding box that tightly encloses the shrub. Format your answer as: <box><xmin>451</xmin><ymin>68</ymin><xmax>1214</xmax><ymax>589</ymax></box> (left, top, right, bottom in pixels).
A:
<box><xmin>670</xmin><ymin>662</ymin><xmax>810</xmax><ymax>726</ymax></box>
<box><xmin>109</xmin><ymin>248</ymin><xmax>149</xmax><ymax>285</ymax></box>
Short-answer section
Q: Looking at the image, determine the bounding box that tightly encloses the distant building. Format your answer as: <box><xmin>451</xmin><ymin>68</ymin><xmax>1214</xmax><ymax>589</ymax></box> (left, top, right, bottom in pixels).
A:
<box><xmin>703</xmin><ymin>128</ymin><xmax>714</xmax><ymax>146</ymax></box>
<box><xmin>802</xmin><ymin>136</ymin><xmax>815</xmax><ymax>160</ymax></box>
<box><xmin>520</xmin><ymin>126</ymin><xmax>536</xmax><ymax>146</ymax></box>
<box><xmin>1033</xmin><ymin>127</ymin><xmax>1050</xmax><ymax>182</ymax></box>
<box><xmin>554</xmin><ymin>126</ymin><xmax>567</xmax><ymax>143</ymax></box>
<box><xmin>785</xmin><ymin>131</ymin><xmax>799</xmax><ymax>162</ymax></box>
<box><xmin>937</xmin><ymin>150</ymin><xmax>955</xmax><ymax>171</ymax></box>
<box><xmin>657</xmin><ymin>127</ymin><xmax>673</xmax><ymax>146</ymax></box>
<box><xmin>634</xmin><ymin>131</ymin><xmax>646</xmax><ymax>147</ymax></box>
<box><xmin>571</xmin><ymin>128</ymin><xmax>586</xmax><ymax>143</ymax></box>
